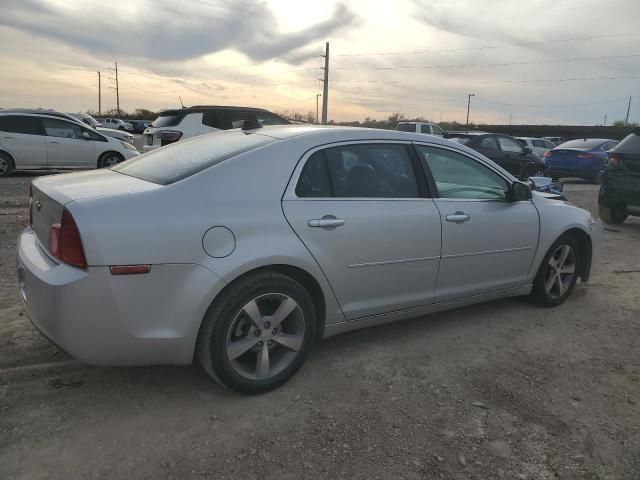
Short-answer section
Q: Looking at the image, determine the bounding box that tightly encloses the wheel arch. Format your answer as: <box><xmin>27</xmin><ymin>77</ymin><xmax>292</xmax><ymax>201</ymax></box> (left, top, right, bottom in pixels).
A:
<box><xmin>0</xmin><ymin>149</ymin><xmax>16</xmax><ymax>167</ymax></box>
<box><xmin>97</xmin><ymin>150</ymin><xmax>124</xmax><ymax>168</ymax></box>
<box><xmin>561</xmin><ymin>227</ymin><xmax>593</xmax><ymax>282</ymax></box>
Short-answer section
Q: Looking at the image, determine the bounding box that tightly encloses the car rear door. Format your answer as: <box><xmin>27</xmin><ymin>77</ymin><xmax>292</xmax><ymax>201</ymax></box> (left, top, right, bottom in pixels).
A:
<box><xmin>0</xmin><ymin>115</ymin><xmax>47</xmax><ymax>168</ymax></box>
<box><xmin>282</xmin><ymin>141</ymin><xmax>442</xmax><ymax>320</ymax></box>
<box><xmin>42</xmin><ymin>118</ymin><xmax>95</xmax><ymax>167</ymax></box>
<box><xmin>415</xmin><ymin>143</ymin><xmax>539</xmax><ymax>301</ymax></box>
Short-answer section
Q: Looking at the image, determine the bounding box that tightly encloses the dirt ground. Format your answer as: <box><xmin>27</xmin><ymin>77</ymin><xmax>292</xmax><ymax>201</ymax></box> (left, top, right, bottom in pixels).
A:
<box><xmin>1</xmin><ymin>174</ymin><xmax>639</xmax><ymax>480</ymax></box>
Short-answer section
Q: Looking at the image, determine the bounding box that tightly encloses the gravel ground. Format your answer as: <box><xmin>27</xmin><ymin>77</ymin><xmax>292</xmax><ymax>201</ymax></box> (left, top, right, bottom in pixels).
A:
<box><xmin>1</xmin><ymin>174</ymin><xmax>639</xmax><ymax>480</ymax></box>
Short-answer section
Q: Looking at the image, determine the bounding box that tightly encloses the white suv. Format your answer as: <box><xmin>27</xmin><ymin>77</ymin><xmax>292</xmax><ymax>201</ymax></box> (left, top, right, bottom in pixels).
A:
<box><xmin>396</xmin><ymin>121</ymin><xmax>446</xmax><ymax>137</ymax></box>
<box><xmin>98</xmin><ymin>118</ymin><xmax>134</xmax><ymax>131</ymax></box>
<box><xmin>143</xmin><ymin>106</ymin><xmax>290</xmax><ymax>151</ymax></box>
<box><xmin>516</xmin><ymin>137</ymin><xmax>556</xmax><ymax>159</ymax></box>
<box><xmin>0</xmin><ymin>110</ymin><xmax>139</xmax><ymax>177</ymax></box>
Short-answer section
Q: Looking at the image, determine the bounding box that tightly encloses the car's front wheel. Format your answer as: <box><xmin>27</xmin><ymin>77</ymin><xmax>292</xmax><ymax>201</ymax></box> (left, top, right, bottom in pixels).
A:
<box><xmin>599</xmin><ymin>205</ymin><xmax>627</xmax><ymax>224</ymax></box>
<box><xmin>531</xmin><ymin>235</ymin><xmax>579</xmax><ymax>307</ymax></box>
<box><xmin>197</xmin><ymin>271</ymin><xmax>317</xmax><ymax>394</ymax></box>
<box><xmin>0</xmin><ymin>152</ymin><xmax>14</xmax><ymax>177</ymax></box>
<box><xmin>98</xmin><ymin>152</ymin><xmax>124</xmax><ymax>168</ymax></box>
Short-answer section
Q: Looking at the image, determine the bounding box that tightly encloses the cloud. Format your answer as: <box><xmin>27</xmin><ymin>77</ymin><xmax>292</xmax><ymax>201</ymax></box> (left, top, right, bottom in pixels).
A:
<box><xmin>0</xmin><ymin>0</ymin><xmax>357</xmax><ymax>63</ymax></box>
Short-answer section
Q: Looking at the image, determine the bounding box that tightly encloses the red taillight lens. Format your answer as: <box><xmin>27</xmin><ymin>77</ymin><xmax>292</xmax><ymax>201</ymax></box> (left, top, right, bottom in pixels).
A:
<box><xmin>577</xmin><ymin>153</ymin><xmax>594</xmax><ymax>159</ymax></box>
<box><xmin>48</xmin><ymin>209</ymin><xmax>87</xmax><ymax>269</ymax></box>
<box><xmin>544</xmin><ymin>151</ymin><xmax>552</xmax><ymax>158</ymax></box>
<box><xmin>608</xmin><ymin>154</ymin><xmax>620</xmax><ymax>167</ymax></box>
<box><xmin>158</xmin><ymin>130</ymin><xmax>182</xmax><ymax>146</ymax></box>
<box><xmin>28</xmin><ymin>184</ymin><xmax>33</xmax><ymax>226</ymax></box>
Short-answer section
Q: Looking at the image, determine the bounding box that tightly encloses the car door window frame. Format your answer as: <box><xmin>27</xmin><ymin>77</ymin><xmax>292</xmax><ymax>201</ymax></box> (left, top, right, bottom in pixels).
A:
<box><xmin>284</xmin><ymin>140</ymin><xmax>432</xmax><ymax>201</ymax></box>
<box><xmin>412</xmin><ymin>142</ymin><xmax>516</xmax><ymax>203</ymax></box>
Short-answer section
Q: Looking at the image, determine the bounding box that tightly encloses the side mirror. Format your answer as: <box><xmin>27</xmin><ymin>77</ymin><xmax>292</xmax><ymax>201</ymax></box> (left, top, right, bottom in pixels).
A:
<box><xmin>82</xmin><ymin>131</ymin><xmax>91</xmax><ymax>140</ymax></box>
<box><xmin>510</xmin><ymin>180</ymin><xmax>532</xmax><ymax>202</ymax></box>
<box><xmin>523</xmin><ymin>147</ymin><xmax>532</xmax><ymax>154</ymax></box>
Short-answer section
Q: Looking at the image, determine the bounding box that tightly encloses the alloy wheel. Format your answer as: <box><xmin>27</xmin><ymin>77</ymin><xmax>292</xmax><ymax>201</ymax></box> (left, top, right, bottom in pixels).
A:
<box><xmin>0</xmin><ymin>157</ymin><xmax>8</xmax><ymax>175</ymax></box>
<box><xmin>544</xmin><ymin>244</ymin><xmax>576</xmax><ymax>299</ymax></box>
<box><xmin>103</xmin><ymin>155</ymin><xmax>121</xmax><ymax>167</ymax></box>
<box><xmin>226</xmin><ymin>293</ymin><xmax>305</xmax><ymax>380</ymax></box>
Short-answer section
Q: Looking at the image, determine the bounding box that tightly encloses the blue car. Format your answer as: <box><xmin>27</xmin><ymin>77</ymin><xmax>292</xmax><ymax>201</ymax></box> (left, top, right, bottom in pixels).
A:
<box><xmin>545</xmin><ymin>138</ymin><xmax>618</xmax><ymax>183</ymax></box>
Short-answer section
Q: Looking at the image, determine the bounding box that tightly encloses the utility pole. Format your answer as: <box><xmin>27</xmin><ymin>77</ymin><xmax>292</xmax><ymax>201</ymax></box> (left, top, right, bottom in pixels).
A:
<box><xmin>321</xmin><ymin>42</ymin><xmax>329</xmax><ymax>125</ymax></box>
<box><xmin>603</xmin><ymin>114</ymin><xmax>607</xmax><ymax>126</ymax></box>
<box><xmin>624</xmin><ymin>95</ymin><xmax>632</xmax><ymax>126</ymax></box>
<box><xmin>466</xmin><ymin>93</ymin><xmax>475</xmax><ymax>133</ymax></box>
<box><xmin>97</xmin><ymin>71</ymin><xmax>101</xmax><ymax>116</ymax></box>
<box><xmin>509</xmin><ymin>113</ymin><xmax>514</xmax><ymax>126</ymax></box>
<box><xmin>108</xmin><ymin>61</ymin><xmax>120</xmax><ymax>115</ymax></box>
<box><xmin>316</xmin><ymin>94</ymin><xmax>322</xmax><ymax>124</ymax></box>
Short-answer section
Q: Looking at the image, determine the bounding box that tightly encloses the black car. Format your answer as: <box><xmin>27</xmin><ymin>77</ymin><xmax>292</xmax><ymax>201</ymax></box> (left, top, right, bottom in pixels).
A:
<box><xmin>131</xmin><ymin>120</ymin><xmax>152</xmax><ymax>134</ymax></box>
<box><xmin>598</xmin><ymin>128</ymin><xmax>640</xmax><ymax>224</ymax></box>
<box><xmin>446</xmin><ymin>132</ymin><xmax>546</xmax><ymax>179</ymax></box>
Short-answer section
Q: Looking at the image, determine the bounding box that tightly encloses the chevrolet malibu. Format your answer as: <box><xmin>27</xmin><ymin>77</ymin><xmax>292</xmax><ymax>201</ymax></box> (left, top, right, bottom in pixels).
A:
<box><xmin>18</xmin><ymin>125</ymin><xmax>602</xmax><ymax>393</ymax></box>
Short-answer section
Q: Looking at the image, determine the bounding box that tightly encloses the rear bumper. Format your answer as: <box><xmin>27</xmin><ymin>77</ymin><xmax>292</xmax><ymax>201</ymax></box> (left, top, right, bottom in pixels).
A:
<box><xmin>598</xmin><ymin>175</ymin><xmax>640</xmax><ymax>207</ymax></box>
<box><xmin>17</xmin><ymin>227</ymin><xmax>225</xmax><ymax>366</ymax></box>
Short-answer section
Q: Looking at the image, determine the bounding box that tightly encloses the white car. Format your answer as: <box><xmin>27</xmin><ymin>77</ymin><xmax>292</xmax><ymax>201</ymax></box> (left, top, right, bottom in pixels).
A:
<box><xmin>68</xmin><ymin>113</ymin><xmax>135</xmax><ymax>144</ymax></box>
<box><xmin>517</xmin><ymin>137</ymin><xmax>556</xmax><ymax>159</ymax></box>
<box><xmin>396</xmin><ymin>121</ymin><xmax>446</xmax><ymax>137</ymax></box>
<box><xmin>17</xmin><ymin>125</ymin><xmax>602</xmax><ymax>393</ymax></box>
<box><xmin>0</xmin><ymin>110</ymin><xmax>139</xmax><ymax>176</ymax></box>
<box><xmin>543</xmin><ymin>136</ymin><xmax>566</xmax><ymax>146</ymax></box>
<box><xmin>98</xmin><ymin>118</ymin><xmax>134</xmax><ymax>131</ymax></box>
<box><xmin>142</xmin><ymin>105</ymin><xmax>289</xmax><ymax>151</ymax></box>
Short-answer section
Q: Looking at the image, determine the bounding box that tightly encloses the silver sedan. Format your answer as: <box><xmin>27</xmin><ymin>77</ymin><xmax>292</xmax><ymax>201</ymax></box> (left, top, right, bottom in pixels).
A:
<box><xmin>17</xmin><ymin>125</ymin><xmax>602</xmax><ymax>393</ymax></box>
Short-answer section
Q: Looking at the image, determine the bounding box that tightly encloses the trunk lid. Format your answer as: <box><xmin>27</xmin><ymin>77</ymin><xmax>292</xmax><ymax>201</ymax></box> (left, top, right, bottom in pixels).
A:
<box><xmin>31</xmin><ymin>169</ymin><xmax>160</xmax><ymax>247</ymax></box>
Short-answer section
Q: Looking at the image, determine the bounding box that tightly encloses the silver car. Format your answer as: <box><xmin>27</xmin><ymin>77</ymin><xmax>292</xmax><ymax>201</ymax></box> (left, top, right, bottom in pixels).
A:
<box><xmin>17</xmin><ymin>125</ymin><xmax>602</xmax><ymax>393</ymax></box>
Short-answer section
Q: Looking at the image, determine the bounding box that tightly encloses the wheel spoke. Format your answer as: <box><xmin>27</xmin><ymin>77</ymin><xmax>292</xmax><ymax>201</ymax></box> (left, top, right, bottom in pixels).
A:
<box><xmin>242</xmin><ymin>300</ymin><xmax>263</xmax><ymax>328</ymax></box>
<box><xmin>555</xmin><ymin>274</ymin><xmax>564</xmax><ymax>295</ymax></box>
<box><xmin>557</xmin><ymin>245</ymin><xmax>570</xmax><ymax>268</ymax></box>
<box><xmin>545</xmin><ymin>271</ymin><xmax>557</xmax><ymax>293</ymax></box>
<box><xmin>256</xmin><ymin>343</ymin><xmax>270</xmax><ymax>379</ymax></box>
<box><xmin>560</xmin><ymin>264</ymin><xmax>575</xmax><ymax>274</ymax></box>
<box><xmin>271</xmin><ymin>297</ymin><xmax>298</xmax><ymax>328</ymax></box>
<box><xmin>227</xmin><ymin>337</ymin><xmax>258</xmax><ymax>360</ymax></box>
<box><xmin>272</xmin><ymin>333</ymin><xmax>303</xmax><ymax>352</ymax></box>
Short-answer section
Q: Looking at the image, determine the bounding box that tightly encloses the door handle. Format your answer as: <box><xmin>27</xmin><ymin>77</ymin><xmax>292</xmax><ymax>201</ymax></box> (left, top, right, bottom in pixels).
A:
<box><xmin>308</xmin><ymin>216</ymin><xmax>345</xmax><ymax>228</ymax></box>
<box><xmin>2</xmin><ymin>136</ymin><xmax>14</xmax><ymax>139</ymax></box>
<box><xmin>446</xmin><ymin>211</ymin><xmax>470</xmax><ymax>223</ymax></box>
<box><xmin>49</xmin><ymin>141</ymin><xmax>60</xmax><ymax>144</ymax></box>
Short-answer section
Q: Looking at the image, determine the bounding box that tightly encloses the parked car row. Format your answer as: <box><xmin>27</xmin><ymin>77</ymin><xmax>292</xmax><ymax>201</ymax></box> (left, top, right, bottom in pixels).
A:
<box><xmin>68</xmin><ymin>112</ymin><xmax>135</xmax><ymax>144</ymax></box>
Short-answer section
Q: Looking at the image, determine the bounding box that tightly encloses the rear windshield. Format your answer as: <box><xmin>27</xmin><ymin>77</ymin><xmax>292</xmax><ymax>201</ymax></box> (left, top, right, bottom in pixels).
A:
<box><xmin>113</xmin><ymin>131</ymin><xmax>276</xmax><ymax>184</ymax></box>
<box><xmin>614</xmin><ymin>131</ymin><xmax>640</xmax><ymax>154</ymax></box>
<box><xmin>396</xmin><ymin>124</ymin><xmax>416</xmax><ymax>132</ymax></box>
<box><xmin>557</xmin><ymin>139</ymin><xmax>606</xmax><ymax>150</ymax></box>
<box><xmin>151</xmin><ymin>112</ymin><xmax>183</xmax><ymax>128</ymax></box>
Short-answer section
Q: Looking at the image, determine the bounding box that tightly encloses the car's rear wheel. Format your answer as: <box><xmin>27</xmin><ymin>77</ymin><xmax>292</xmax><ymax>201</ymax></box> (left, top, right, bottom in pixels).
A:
<box><xmin>599</xmin><ymin>205</ymin><xmax>627</xmax><ymax>224</ymax></box>
<box><xmin>98</xmin><ymin>152</ymin><xmax>124</xmax><ymax>168</ymax></box>
<box><xmin>197</xmin><ymin>271</ymin><xmax>317</xmax><ymax>394</ymax></box>
<box><xmin>531</xmin><ymin>235</ymin><xmax>579</xmax><ymax>307</ymax></box>
<box><xmin>0</xmin><ymin>152</ymin><xmax>14</xmax><ymax>177</ymax></box>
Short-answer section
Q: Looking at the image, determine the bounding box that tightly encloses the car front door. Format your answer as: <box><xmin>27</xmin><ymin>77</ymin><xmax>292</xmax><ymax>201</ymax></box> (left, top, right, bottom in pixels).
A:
<box><xmin>42</xmin><ymin>118</ymin><xmax>95</xmax><ymax>167</ymax></box>
<box><xmin>283</xmin><ymin>142</ymin><xmax>442</xmax><ymax>320</ymax></box>
<box><xmin>415</xmin><ymin>143</ymin><xmax>539</xmax><ymax>302</ymax></box>
<box><xmin>0</xmin><ymin>115</ymin><xmax>47</xmax><ymax>168</ymax></box>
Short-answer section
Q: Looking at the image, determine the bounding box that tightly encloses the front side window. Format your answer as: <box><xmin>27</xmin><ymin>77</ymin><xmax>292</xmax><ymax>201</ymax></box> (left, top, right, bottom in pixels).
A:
<box><xmin>296</xmin><ymin>144</ymin><xmax>420</xmax><ymax>198</ymax></box>
<box><xmin>498</xmin><ymin>136</ymin><xmax>524</xmax><ymax>153</ymax></box>
<box><xmin>42</xmin><ymin>118</ymin><xmax>84</xmax><ymax>139</ymax></box>
<box><xmin>396</xmin><ymin>123</ymin><xmax>416</xmax><ymax>133</ymax></box>
<box><xmin>254</xmin><ymin>111</ymin><xmax>289</xmax><ymax>126</ymax></box>
<box><xmin>417</xmin><ymin>145</ymin><xmax>509</xmax><ymax>200</ymax></box>
<box><xmin>532</xmin><ymin>140</ymin><xmax>546</xmax><ymax>148</ymax></box>
<box><xmin>432</xmin><ymin>125</ymin><xmax>445</xmax><ymax>135</ymax></box>
<box><xmin>0</xmin><ymin>115</ymin><xmax>43</xmax><ymax>135</ymax></box>
<box><xmin>479</xmin><ymin>136</ymin><xmax>499</xmax><ymax>150</ymax></box>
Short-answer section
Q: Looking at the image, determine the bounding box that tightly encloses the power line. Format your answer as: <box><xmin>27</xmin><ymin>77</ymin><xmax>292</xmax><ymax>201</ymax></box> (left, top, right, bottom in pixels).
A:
<box><xmin>335</xmin><ymin>32</ymin><xmax>640</xmax><ymax>57</ymax></box>
<box><xmin>475</xmin><ymin>96</ymin><xmax>636</xmax><ymax>108</ymax></box>
<box><xmin>331</xmin><ymin>53</ymin><xmax>640</xmax><ymax>71</ymax></box>
<box><xmin>475</xmin><ymin>75</ymin><xmax>640</xmax><ymax>85</ymax></box>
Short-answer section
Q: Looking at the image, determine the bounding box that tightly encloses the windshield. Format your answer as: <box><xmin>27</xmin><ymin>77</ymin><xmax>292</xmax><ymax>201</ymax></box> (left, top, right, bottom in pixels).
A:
<box><xmin>396</xmin><ymin>124</ymin><xmax>416</xmax><ymax>132</ymax></box>
<box><xmin>113</xmin><ymin>130</ymin><xmax>276</xmax><ymax>185</ymax></box>
<box><xmin>84</xmin><ymin>116</ymin><xmax>100</xmax><ymax>127</ymax></box>
<box><xmin>449</xmin><ymin>137</ymin><xmax>471</xmax><ymax>145</ymax></box>
<box><xmin>151</xmin><ymin>112</ymin><xmax>183</xmax><ymax>128</ymax></box>
<box><xmin>557</xmin><ymin>139</ymin><xmax>608</xmax><ymax>150</ymax></box>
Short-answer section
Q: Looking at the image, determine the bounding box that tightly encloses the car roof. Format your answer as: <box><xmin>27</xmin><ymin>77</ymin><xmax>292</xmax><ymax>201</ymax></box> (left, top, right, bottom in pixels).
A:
<box><xmin>159</xmin><ymin>105</ymin><xmax>280</xmax><ymax>116</ymax></box>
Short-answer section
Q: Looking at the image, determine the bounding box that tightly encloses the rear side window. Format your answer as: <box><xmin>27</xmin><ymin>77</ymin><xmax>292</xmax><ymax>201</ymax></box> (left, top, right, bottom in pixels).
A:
<box><xmin>532</xmin><ymin>140</ymin><xmax>546</xmax><ymax>148</ymax></box>
<box><xmin>0</xmin><ymin>115</ymin><xmax>43</xmax><ymax>135</ymax></box>
<box><xmin>420</xmin><ymin>124</ymin><xmax>430</xmax><ymax>134</ymax></box>
<box><xmin>396</xmin><ymin>123</ymin><xmax>416</xmax><ymax>133</ymax></box>
<box><xmin>113</xmin><ymin>131</ymin><xmax>276</xmax><ymax>185</ymax></box>
<box><xmin>480</xmin><ymin>137</ymin><xmax>499</xmax><ymax>150</ymax></box>
<box><xmin>296</xmin><ymin>144</ymin><xmax>420</xmax><ymax>198</ymax></box>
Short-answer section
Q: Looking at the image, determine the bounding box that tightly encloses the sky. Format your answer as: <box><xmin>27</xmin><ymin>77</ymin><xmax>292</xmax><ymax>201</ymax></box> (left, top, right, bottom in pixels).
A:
<box><xmin>0</xmin><ymin>0</ymin><xmax>638</xmax><ymax>125</ymax></box>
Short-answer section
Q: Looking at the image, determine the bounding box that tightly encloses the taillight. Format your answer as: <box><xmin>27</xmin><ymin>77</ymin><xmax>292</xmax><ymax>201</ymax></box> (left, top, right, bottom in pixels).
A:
<box><xmin>28</xmin><ymin>184</ymin><xmax>33</xmax><ymax>227</ymax></box>
<box><xmin>544</xmin><ymin>151</ymin><xmax>552</xmax><ymax>158</ymax></box>
<box><xmin>48</xmin><ymin>208</ymin><xmax>87</xmax><ymax>269</ymax></box>
<box><xmin>158</xmin><ymin>130</ymin><xmax>182</xmax><ymax>146</ymax></box>
<box><xmin>577</xmin><ymin>153</ymin><xmax>594</xmax><ymax>159</ymax></box>
<box><xmin>608</xmin><ymin>154</ymin><xmax>620</xmax><ymax>168</ymax></box>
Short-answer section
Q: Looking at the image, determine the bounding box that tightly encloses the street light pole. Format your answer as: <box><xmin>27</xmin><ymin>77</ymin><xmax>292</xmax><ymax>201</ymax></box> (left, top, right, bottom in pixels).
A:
<box><xmin>466</xmin><ymin>93</ymin><xmax>475</xmax><ymax>133</ymax></box>
<box><xmin>316</xmin><ymin>94</ymin><xmax>322</xmax><ymax>124</ymax></box>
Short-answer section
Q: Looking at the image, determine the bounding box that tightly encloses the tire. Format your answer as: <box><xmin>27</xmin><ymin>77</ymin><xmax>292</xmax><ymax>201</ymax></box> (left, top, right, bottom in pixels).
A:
<box><xmin>197</xmin><ymin>271</ymin><xmax>317</xmax><ymax>394</ymax></box>
<box><xmin>118</xmin><ymin>126</ymin><xmax>125</xmax><ymax>131</ymax></box>
<box><xmin>599</xmin><ymin>205</ymin><xmax>627</xmax><ymax>224</ymax></box>
<box><xmin>0</xmin><ymin>152</ymin><xmax>14</xmax><ymax>177</ymax></box>
<box><xmin>98</xmin><ymin>152</ymin><xmax>124</xmax><ymax>168</ymax></box>
<box><xmin>530</xmin><ymin>234</ymin><xmax>580</xmax><ymax>307</ymax></box>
